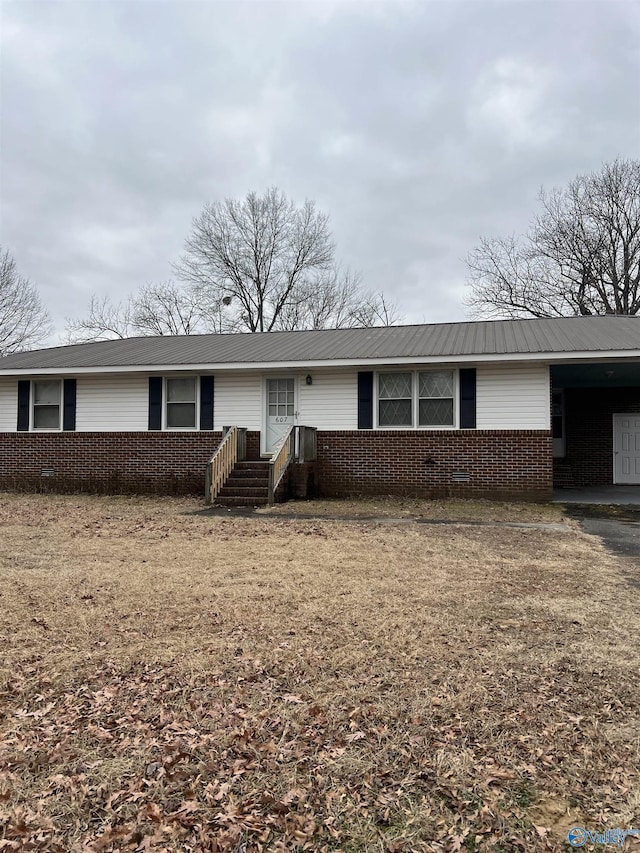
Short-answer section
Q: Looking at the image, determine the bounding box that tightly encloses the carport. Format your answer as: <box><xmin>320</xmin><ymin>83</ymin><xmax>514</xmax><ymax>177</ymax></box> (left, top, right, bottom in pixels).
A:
<box><xmin>551</xmin><ymin>362</ymin><xmax>640</xmax><ymax>491</ymax></box>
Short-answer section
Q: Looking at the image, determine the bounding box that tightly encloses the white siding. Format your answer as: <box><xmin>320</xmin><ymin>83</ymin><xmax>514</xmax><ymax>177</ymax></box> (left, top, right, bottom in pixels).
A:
<box><xmin>0</xmin><ymin>363</ymin><xmax>550</xmax><ymax>434</ymax></box>
<box><xmin>214</xmin><ymin>373</ymin><xmax>263</xmax><ymax>431</ymax></box>
<box><xmin>213</xmin><ymin>369</ymin><xmax>359</xmax><ymax>432</ymax></box>
<box><xmin>0</xmin><ymin>379</ymin><xmax>17</xmax><ymax>432</ymax></box>
<box><xmin>476</xmin><ymin>364</ymin><xmax>550</xmax><ymax>429</ymax></box>
<box><xmin>76</xmin><ymin>375</ymin><xmax>148</xmax><ymax>431</ymax></box>
<box><xmin>297</xmin><ymin>369</ymin><xmax>358</xmax><ymax>430</ymax></box>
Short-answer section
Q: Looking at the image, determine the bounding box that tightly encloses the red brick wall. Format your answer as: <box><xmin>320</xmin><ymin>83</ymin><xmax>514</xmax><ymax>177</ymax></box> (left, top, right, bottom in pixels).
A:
<box><xmin>554</xmin><ymin>387</ymin><xmax>640</xmax><ymax>487</ymax></box>
<box><xmin>245</xmin><ymin>430</ymin><xmax>262</xmax><ymax>461</ymax></box>
<box><xmin>0</xmin><ymin>432</ymin><xmax>260</xmax><ymax>495</ymax></box>
<box><xmin>315</xmin><ymin>430</ymin><xmax>552</xmax><ymax>500</ymax></box>
<box><xmin>285</xmin><ymin>461</ymin><xmax>318</xmax><ymax>500</ymax></box>
<box><xmin>0</xmin><ymin>429</ymin><xmax>552</xmax><ymax>499</ymax></box>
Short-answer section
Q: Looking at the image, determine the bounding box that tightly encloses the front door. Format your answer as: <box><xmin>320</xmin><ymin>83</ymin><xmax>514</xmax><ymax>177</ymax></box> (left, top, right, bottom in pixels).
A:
<box><xmin>613</xmin><ymin>414</ymin><xmax>640</xmax><ymax>484</ymax></box>
<box><xmin>265</xmin><ymin>377</ymin><xmax>295</xmax><ymax>454</ymax></box>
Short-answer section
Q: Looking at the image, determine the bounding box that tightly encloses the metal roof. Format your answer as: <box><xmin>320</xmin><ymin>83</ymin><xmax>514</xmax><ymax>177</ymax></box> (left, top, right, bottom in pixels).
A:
<box><xmin>0</xmin><ymin>316</ymin><xmax>639</xmax><ymax>372</ymax></box>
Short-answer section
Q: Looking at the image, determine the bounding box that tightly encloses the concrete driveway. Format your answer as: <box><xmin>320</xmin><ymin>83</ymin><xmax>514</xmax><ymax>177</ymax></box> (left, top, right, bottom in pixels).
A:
<box><xmin>559</xmin><ymin>503</ymin><xmax>640</xmax><ymax>590</ymax></box>
<box><xmin>566</xmin><ymin>505</ymin><xmax>640</xmax><ymax>557</ymax></box>
<box><xmin>553</xmin><ymin>486</ymin><xmax>640</xmax><ymax>505</ymax></box>
<box><xmin>555</xmin><ymin>487</ymin><xmax>640</xmax><ymax>574</ymax></box>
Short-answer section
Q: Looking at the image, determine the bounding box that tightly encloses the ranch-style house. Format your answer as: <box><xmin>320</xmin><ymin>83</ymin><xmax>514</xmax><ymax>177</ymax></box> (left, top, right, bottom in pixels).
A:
<box><xmin>0</xmin><ymin>315</ymin><xmax>638</xmax><ymax>504</ymax></box>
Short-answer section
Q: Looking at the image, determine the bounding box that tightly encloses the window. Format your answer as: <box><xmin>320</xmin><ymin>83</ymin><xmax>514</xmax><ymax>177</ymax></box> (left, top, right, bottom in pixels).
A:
<box><xmin>377</xmin><ymin>370</ymin><xmax>456</xmax><ymax>428</ymax></box>
<box><xmin>32</xmin><ymin>380</ymin><xmax>61</xmax><ymax>429</ymax></box>
<box><xmin>418</xmin><ymin>370</ymin><xmax>454</xmax><ymax>426</ymax></box>
<box><xmin>378</xmin><ymin>372</ymin><xmax>413</xmax><ymax>427</ymax></box>
<box><xmin>267</xmin><ymin>378</ymin><xmax>294</xmax><ymax>417</ymax></box>
<box><xmin>165</xmin><ymin>377</ymin><xmax>197</xmax><ymax>428</ymax></box>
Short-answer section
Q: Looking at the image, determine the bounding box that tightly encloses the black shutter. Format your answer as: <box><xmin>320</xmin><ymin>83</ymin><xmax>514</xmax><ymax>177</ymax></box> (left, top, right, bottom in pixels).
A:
<box><xmin>17</xmin><ymin>381</ymin><xmax>30</xmax><ymax>431</ymax></box>
<box><xmin>357</xmin><ymin>371</ymin><xmax>374</xmax><ymax>430</ymax></box>
<box><xmin>148</xmin><ymin>376</ymin><xmax>163</xmax><ymax>430</ymax></box>
<box><xmin>459</xmin><ymin>368</ymin><xmax>476</xmax><ymax>429</ymax></box>
<box><xmin>199</xmin><ymin>376</ymin><xmax>214</xmax><ymax>430</ymax></box>
<box><xmin>63</xmin><ymin>378</ymin><xmax>77</xmax><ymax>431</ymax></box>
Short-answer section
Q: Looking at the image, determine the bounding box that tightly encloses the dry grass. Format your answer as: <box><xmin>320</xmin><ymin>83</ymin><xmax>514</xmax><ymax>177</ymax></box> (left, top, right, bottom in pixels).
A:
<box><xmin>260</xmin><ymin>496</ymin><xmax>565</xmax><ymax>523</ymax></box>
<box><xmin>0</xmin><ymin>492</ymin><xmax>639</xmax><ymax>852</ymax></box>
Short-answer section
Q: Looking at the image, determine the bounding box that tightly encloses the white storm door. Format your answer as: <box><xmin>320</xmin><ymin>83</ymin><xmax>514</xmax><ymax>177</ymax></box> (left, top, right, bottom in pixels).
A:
<box><xmin>265</xmin><ymin>377</ymin><xmax>295</xmax><ymax>453</ymax></box>
<box><xmin>613</xmin><ymin>414</ymin><xmax>640</xmax><ymax>484</ymax></box>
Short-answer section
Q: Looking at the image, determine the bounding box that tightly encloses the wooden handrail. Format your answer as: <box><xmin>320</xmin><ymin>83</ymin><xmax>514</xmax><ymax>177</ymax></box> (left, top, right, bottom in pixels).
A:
<box><xmin>204</xmin><ymin>427</ymin><xmax>246</xmax><ymax>504</ymax></box>
<box><xmin>267</xmin><ymin>425</ymin><xmax>294</xmax><ymax>506</ymax></box>
<box><xmin>204</xmin><ymin>425</ymin><xmax>316</xmax><ymax>506</ymax></box>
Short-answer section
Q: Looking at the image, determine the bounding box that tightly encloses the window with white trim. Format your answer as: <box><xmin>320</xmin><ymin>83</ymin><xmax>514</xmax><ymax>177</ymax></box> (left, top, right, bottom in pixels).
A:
<box><xmin>418</xmin><ymin>370</ymin><xmax>454</xmax><ymax>426</ymax></box>
<box><xmin>165</xmin><ymin>377</ymin><xmax>197</xmax><ymax>428</ymax></box>
<box><xmin>377</xmin><ymin>370</ymin><xmax>456</xmax><ymax>428</ymax></box>
<box><xmin>32</xmin><ymin>380</ymin><xmax>62</xmax><ymax>430</ymax></box>
<box><xmin>378</xmin><ymin>372</ymin><xmax>413</xmax><ymax>427</ymax></box>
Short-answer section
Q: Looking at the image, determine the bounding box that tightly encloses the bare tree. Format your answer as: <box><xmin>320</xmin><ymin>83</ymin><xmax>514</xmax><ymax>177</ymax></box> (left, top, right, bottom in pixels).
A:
<box><xmin>0</xmin><ymin>248</ymin><xmax>51</xmax><ymax>356</ymax></box>
<box><xmin>348</xmin><ymin>291</ymin><xmax>402</xmax><ymax>328</ymax></box>
<box><xmin>466</xmin><ymin>158</ymin><xmax>640</xmax><ymax>318</ymax></box>
<box><xmin>66</xmin><ymin>294</ymin><xmax>135</xmax><ymax>342</ymax></box>
<box><xmin>65</xmin><ymin>281</ymin><xmax>225</xmax><ymax>343</ymax></box>
<box><xmin>175</xmin><ymin>187</ymin><xmax>396</xmax><ymax>332</ymax></box>
<box><xmin>273</xmin><ymin>267</ymin><xmax>401</xmax><ymax>330</ymax></box>
<box><xmin>67</xmin><ymin>189</ymin><xmax>400</xmax><ymax>342</ymax></box>
<box><xmin>131</xmin><ymin>281</ymin><xmax>222</xmax><ymax>336</ymax></box>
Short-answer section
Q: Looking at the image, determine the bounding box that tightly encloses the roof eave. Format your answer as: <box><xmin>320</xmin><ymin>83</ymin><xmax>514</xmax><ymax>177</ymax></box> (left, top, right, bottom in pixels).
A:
<box><xmin>1</xmin><ymin>349</ymin><xmax>640</xmax><ymax>376</ymax></box>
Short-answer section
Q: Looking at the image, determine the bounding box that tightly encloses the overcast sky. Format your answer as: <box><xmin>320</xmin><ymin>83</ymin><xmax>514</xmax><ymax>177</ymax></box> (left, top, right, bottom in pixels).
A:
<box><xmin>1</xmin><ymin>0</ymin><xmax>639</xmax><ymax>341</ymax></box>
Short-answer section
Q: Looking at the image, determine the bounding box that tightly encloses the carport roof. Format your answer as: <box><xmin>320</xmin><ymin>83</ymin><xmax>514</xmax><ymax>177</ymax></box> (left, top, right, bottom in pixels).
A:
<box><xmin>0</xmin><ymin>315</ymin><xmax>639</xmax><ymax>371</ymax></box>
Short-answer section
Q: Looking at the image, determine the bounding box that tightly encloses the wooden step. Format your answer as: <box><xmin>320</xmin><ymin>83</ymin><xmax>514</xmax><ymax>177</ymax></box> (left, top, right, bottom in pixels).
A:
<box><xmin>235</xmin><ymin>461</ymin><xmax>270</xmax><ymax>470</ymax></box>
<box><xmin>223</xmin><ymin>477</ymin><xmax>269</xmax><ymax>489</ymax></box>
<box><xmin>230</xmin><ymin>469</ymin><xmax>270</xmax><ymax>481</ymax></box>
<box><xmin>217</xmin><ymin>486</ymin><xmax>268</xmax><ymax>499</ymax></box>
<box><xmin>212</xmin><ymin>459</ymin><xmax>272</xmax><ymax>507</ymax></box>
<box><xmin>214</xmin><ymin>494</ymin><xmax>269</xmax><ymax>507</ymax></box>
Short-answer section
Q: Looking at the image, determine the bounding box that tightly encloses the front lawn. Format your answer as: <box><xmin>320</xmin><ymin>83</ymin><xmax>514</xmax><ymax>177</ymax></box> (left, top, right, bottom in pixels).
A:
<box><xmin>0</xmin><ymin>494</ymin><xmax>638</xmax><ymax>851</ymax></box>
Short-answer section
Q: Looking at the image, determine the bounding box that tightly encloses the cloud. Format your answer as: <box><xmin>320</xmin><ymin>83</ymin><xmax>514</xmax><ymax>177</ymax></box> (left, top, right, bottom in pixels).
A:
<box><xmin>467</xmin><ymin>57</ymin><xmax>559</xmax><ymax>149</ymax></box>
<box><xmin>0</xmin><ymin>0</ymin><xmax>638</xmax><ymax>338</ymax></box>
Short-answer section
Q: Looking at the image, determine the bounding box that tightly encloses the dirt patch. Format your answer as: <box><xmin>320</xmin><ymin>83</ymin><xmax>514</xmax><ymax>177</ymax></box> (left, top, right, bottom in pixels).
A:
<box><xmin>0</xmin><ymin>492</ymin><xmax>638</xmax><ymax>852</ymax></box>
<box><xmin>529</xmin><ymin>797</ymin><xmax>584</xmax><ymax>845</ymax></box>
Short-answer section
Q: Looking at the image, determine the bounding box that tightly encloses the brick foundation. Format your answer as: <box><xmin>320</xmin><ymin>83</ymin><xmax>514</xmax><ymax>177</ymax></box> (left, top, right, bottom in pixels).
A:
<box><xmin>315</xmin><ymin>430</ymin><xmax>552</xmax><ymax>500</ymax></box>
<box><xmin>553</xmin><ymin>387</ymin><xmax>640</xmax><ymax>488</ymax></box>
<box><xmin>0</xmin><ymin>429</ymin><xmax>552</xmax><ymax>500</ymax></box>
<box><xmin>0</xmin><ymin>432</ymin><xmax>261</xmax><ymax>495</ymax></box>
<box><xmin>285</xmin><ymin>461</ymin><xmax>318</xmax><ymax>500</ymax></box>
